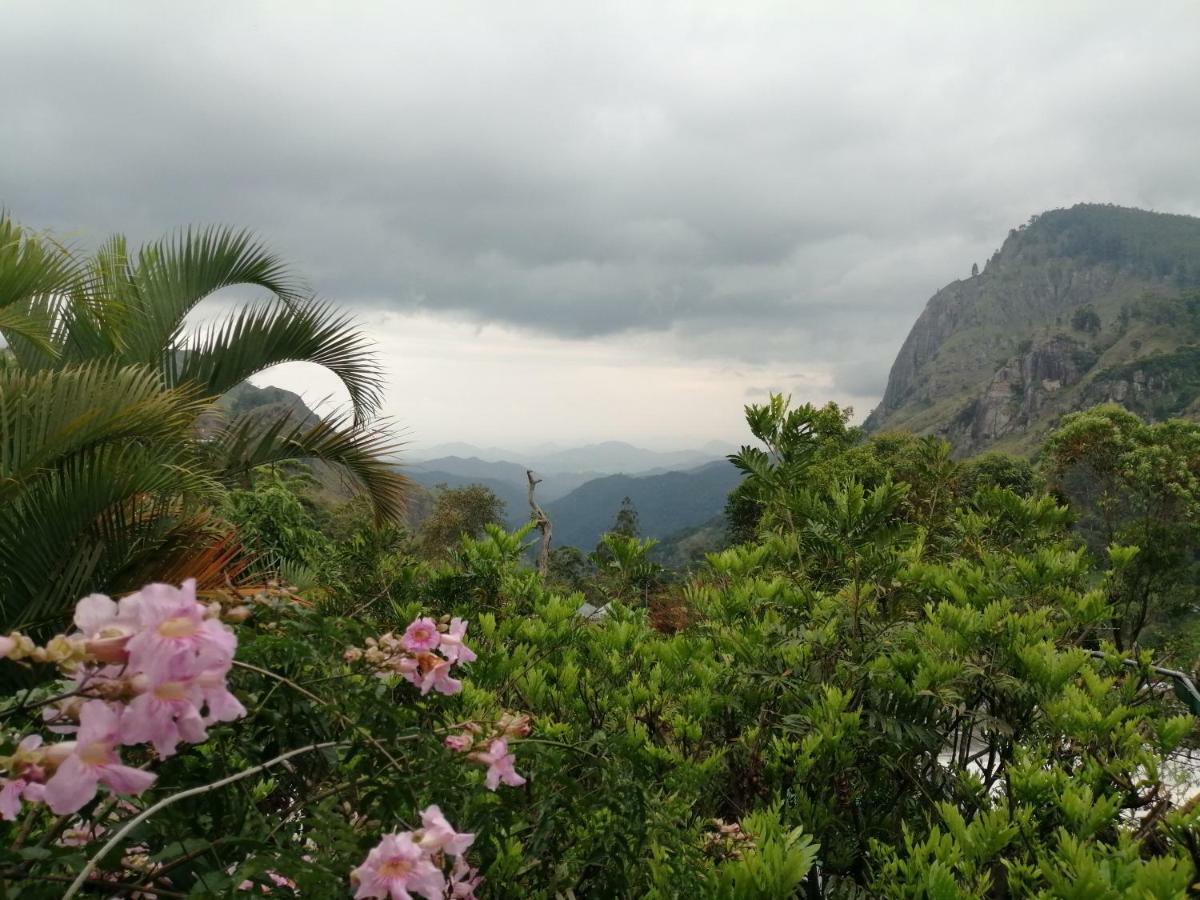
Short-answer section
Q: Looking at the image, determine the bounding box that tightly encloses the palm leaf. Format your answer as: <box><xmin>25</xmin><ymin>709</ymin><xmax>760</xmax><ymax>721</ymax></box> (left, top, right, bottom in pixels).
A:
<box><xmin>0</xmin><ymin>362</ymin><xmax>218</xmax><ymax>627</ymax></box>
<box><xmin>207</xmin><ymin>408</ymin><xmax>410</xmax><ymax>524</ymax></box>
<box><xmin>173</xmin><ymin>298</ymin><xmax>382</xmax><ymax>424</ymax></box>
<box><xmin>0</xmin><ymin>213</ymin><xmax>84</xmax><ymax>363</ymax></box>
<box><xmin>0</xmin><ymin>443</ymin><xmax>217</xmax><ymax>628</ymax></box>
<box><xmin>121</xmin><ymin>226</ymin><xmax>307</xmax><ymax>366</ymax></box>
<box><xmin>0</xmin><ymin>361</ymin><xmax>209</xmax><ymax>502</ymax></box>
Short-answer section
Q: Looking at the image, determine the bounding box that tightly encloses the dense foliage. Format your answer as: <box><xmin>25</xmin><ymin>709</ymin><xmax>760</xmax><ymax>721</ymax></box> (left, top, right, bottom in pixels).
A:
<box><xmin>1023</xmin><ymin>204</ymin><xmax>1200</xmax><ymax>286</ymax></box>
<box><xmin>3</xmin><ymin>217</ymin><xmax>1200</xmax><ymax>897</ymax></box>
<box><xmin>4</xmin><ymin>392</ymin><xmax>1199</xmax><ymax>897</ymax></box>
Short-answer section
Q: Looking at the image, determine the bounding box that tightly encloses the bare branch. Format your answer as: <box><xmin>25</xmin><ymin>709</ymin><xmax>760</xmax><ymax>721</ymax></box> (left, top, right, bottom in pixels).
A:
<box><xmin>527</xmin><ymin>468</ymin><xmax>552</xmax><ymax>576</ymax></box>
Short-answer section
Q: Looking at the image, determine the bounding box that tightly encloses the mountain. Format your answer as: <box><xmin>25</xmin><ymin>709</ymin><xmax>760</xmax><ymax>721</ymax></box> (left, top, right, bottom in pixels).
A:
<box><xmin>650</xmin><ymin>515</ymin><xmax>728</xmax><ymax>569</ymax></box>
<box><xmin>531</xmin><ymin>441</ymin><xmax>728</xmax><ymax>475</ymax></box>
<box><xmin>412</xmin><ymin>442</ymin><xmax>526</xmax><ymax>462</ymax></box>
<box><xmin>412</xmin><ymin>440</ymin><xmax>731</xmax><ymax>476</ymax></box>
<box><xmin>545</xmin><ymin>460</ymin><xmax>743</xmax><ymax>551</ymax></box>
<box><xmin>866</xmin><ymin>204</ymin><xmax>1200</xmax><ymax>455</ymax></box>
<box><xmin>406</xmin><ymin>457</ymin><xmax>597</xmax><ymax>501</ymax></box>
<box><xmin>213</xmin><ymin>381</ymin><xmax>437</xmax><ymax>526</ymax></box>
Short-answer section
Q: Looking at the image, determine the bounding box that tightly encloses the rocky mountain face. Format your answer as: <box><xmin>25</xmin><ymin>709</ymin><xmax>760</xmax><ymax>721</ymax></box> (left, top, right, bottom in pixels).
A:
<box><xmin>865</xmin><ymin>204</ymin><xmax>1200</xmax><ymax>455</ymax></box>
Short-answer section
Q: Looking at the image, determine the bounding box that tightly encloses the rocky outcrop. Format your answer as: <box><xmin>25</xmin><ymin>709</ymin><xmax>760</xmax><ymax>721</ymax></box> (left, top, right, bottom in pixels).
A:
<box><xmin>946</xmin><ymin>335</ymin><xmax>1091</xmax><ymax>451</ymax></box>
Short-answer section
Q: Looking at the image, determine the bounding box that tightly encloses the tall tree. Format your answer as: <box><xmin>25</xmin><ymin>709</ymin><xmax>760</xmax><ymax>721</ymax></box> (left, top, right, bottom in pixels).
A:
<box><xmin>1045</xmin><ymin>404</ymin><xmax>1200</xmax><ymax>650</ymax></box>
<box><xmin>418</xmin><ymin>484</ymin><xmax>506</xmax><ymax>559</ymax></box>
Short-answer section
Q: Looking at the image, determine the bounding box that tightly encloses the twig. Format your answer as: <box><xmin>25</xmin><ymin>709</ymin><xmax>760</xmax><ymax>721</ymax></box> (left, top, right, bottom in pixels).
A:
<box><xmin>62</xmin><ymin>741</ymin><xmax>343</xmax><ymax>899</ymax></box>
<box><xmin>32</xmin><ymin>873</ymin><xmax>189</xmax><ymax>898</ymax></box>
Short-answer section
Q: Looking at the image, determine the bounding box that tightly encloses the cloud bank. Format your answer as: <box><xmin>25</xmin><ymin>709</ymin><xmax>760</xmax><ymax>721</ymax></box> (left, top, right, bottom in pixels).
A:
<box><xmin>4</xmin><ymin>1</ymin><xmax>1199</xmax><ymax>443</ymax></box>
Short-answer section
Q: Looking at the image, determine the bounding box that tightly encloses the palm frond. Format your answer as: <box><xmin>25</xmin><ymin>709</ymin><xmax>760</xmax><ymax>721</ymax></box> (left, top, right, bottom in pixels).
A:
<box><xmin>0</xmin><ymin>304</ymin><xmax>56</xmax><ymax>355</ymax></box>
<box><xmin>0</xmin><ymin>443</ymin><xmax>218</xmax><ymax>628</ymax></box>
<box><xmin>0</xmin><ymin>361</ymin><xmax>209</xmax><ymax>503</ymax></box>
<box><xmin>0</xmin><ymin>214</ymin><xmax>80</xmax><ymax>309</ymax></box>
<box><xmin>207</xmin><ymin>409</ymin><xmax>410</xmax><ymax>524</ymax></box>
<box><xmin>0</xmin><ymin>213</ymin><xmax>85</xmax><ymax>364</ymax></box>
<box><xmin>173</xmin><ymin>298</ymin><xmax>382</xmax><ymax>424</ymax></box>
<box><xmin>121</xmin><ymin>226</ymin><xmax>307</xmax><ymax>365</ymax></box>
<box><xmin>124</xmin><ymin>515</ymin><xmax>251</xmax><ymax>593</ymax></box>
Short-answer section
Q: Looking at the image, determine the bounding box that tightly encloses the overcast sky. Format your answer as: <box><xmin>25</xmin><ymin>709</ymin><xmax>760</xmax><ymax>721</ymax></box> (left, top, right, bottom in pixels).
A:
<box><xmin>4</xmin><ymin>1</ymin><xmax>1200</xmax><ymax>450</ymax></box>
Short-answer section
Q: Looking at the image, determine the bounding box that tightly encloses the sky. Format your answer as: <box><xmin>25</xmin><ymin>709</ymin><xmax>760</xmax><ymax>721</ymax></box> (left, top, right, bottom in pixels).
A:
<box><xmin>4</xmin><ymin>1</ymin><xmax>1200</xmax><ymax>452</ymax></box>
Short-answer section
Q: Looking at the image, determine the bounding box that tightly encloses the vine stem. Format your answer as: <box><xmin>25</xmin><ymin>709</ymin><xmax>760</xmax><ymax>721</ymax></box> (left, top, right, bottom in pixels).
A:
<box><xmin>63</xmin><ymin>741</ymin><xmax>343</xmax><ymax>899</ymax></box>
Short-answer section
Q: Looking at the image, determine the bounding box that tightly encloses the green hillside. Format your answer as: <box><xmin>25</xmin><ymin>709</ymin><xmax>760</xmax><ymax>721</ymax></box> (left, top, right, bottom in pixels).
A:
<box><xmin>866</xmin><ymin>204</ymin><xmax>1200</xmax><ymax>454</ymax></box>
<box><xmin>546</xmin><ymin>460</ymin><xmax>742</xmax><ymax>551</ymax></box>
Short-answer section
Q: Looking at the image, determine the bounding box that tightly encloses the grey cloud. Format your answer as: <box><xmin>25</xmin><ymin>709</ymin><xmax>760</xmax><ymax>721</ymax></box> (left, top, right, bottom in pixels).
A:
<box><xmin>3</xmin><ymin>0</ymin><xmax>1200</xmax><ymax>389</ymax></box>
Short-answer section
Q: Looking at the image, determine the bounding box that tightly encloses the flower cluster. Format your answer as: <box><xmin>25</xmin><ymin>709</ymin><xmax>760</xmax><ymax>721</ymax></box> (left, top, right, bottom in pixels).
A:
<box><xmin>0</xmin><ymin>580</ymin><xmax>246</xmax><ymax>818</ymax></box>
<box><xmin>703</xmin><ymin>819</ymin><xmax>756</xmax><ymax>862</ymax></box>
<box><xmin>443</xmin><ymin>713</ymin><xmax>530</xmax><ymax>790</ymax></box>
<box><xmin>351</xmin><ymin>805</ymin><xmax>481</xmax><ymax>900</ymax></box>
<box><xmin>344</xmin><ymin>617</ymin><xmax>476</xmax><ymax>696</ymax></box>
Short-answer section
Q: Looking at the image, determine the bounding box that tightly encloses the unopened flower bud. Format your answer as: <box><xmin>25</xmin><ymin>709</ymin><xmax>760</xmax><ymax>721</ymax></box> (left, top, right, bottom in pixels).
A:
<box><xmin>37</xmin><ymin>634</ymin><xmax>86</xmax><ymax>667</ymax></box>
<box><xmin>497</xmin><ymin>713</ymin><xmax>532</xmax><ymax>738</ymax></box>
<box><xmin>224</xmin><ymin>605</ymin><xmax>252</xmax><ymax>623</ymax></box>
<box><xmin>0</xmin><ymin>632</ymin><xmax>36</xmax><ymax>661</ymax></box>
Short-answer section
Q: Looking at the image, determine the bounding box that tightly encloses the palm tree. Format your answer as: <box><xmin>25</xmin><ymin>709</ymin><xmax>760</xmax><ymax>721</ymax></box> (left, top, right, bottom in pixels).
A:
<box><xmin>0</xmin><ymin>215</ymin><xmax>408</xmax><ymax>629</ymax></box>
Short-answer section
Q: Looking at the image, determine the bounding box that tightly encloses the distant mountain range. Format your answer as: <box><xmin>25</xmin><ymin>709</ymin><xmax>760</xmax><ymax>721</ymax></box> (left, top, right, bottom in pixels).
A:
<box><xmin>867</xmin><ymin>204</ymin><xmax>1200</xmax><ymax>455</ymax></box>
<box><xmin>404</xmin><ymin>457</ymin><xmax>597</xmax><ymax>502</ymax></box>
<box><xmin>229</xmin><ymin>381</ymin><xmax>743</xmax><ymax>555</ymax></box>
<box><xmin>405</xmin><ymin>455</ymin><xmax>741</xmax><ymax>551</ymax></box>
<box><xmin>411</xmin><ymin>440</ymin><xmax>736</xmax><ymax>475</ymax></box>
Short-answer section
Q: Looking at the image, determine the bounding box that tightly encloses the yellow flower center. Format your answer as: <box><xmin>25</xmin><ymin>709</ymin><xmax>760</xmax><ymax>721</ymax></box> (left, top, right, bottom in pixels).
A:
<box><xmin>378</xmin><ymin>858</ymin><xmax>413</xmax><ymax>879</ymax></box>
<box><xmin>79</xmin><ymin>743</ymin><xmax>110</xmax><ymax>766</ymax></box>
<box><xmin>154</xmin><ymin>681</ymin><xmax>188</xmax><ymax>701</ymax></box>
<box><xmin>157</xmin><ymin>616</ymin><xmax>197</xmax><ymax>639</ymax></box>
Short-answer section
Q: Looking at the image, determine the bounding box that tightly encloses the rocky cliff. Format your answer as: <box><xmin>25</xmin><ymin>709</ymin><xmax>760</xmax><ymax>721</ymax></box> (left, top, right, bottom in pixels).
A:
<box><xmin>865</xmin><ymin>204</ymin><xmax>1200</xmax><ymax>455</ymax></box>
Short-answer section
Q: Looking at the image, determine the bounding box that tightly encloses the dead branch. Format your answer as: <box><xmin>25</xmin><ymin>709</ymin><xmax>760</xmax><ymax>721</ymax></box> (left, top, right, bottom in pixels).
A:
<box><xmin>527</xmin><ymin>469</ymin><xmax>552</xmax><ymax>576</ymax></box>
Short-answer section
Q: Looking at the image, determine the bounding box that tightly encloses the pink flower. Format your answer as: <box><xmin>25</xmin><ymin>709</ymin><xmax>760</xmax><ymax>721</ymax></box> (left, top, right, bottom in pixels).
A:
<box><xmin>0</xmin><ymin>777</ymin><xmax>41</xmax><ymax>821</ymax></box>
<box><xmin>438</xmin><ymin>619</ymin><xmax>476</xmax><ymax>665</ymax></box>
<box><xmin>42</xmin><ymin>701</ymin><xmax>156</xmax><ymax>814</ymax></box>
<box><xmin>401</xmin><ymin>618</ymin><xmax>441</xmax><ymax>653</ymax></box>
<box><xmin>125</xmin><ymin>580</ymin><xmax>236</xmax><ymax>682</ymax></box>
<box><xmin>266</xmin><ymin>871</ymin><xmax>297</xmax><ymax>890</ymax></box>
<box><xmin>448</xmin><ymin>857</ymin><xmax>482</xmax><ymax>899</ymax></box>
<box><xmin>59</xmin><ymin>821</ymin><xmax>106</xmax><ymax>847</ymax></box>
<box><xmin>416</xmin><ymin>805</ymin><xmax>474</xmax><ymax>858</ymax></box>
<box><xmin>497</xmin><ymin>713</ymin><xmax>532</xmax><ymax>738</ymax></box>
<box><xmin>443</xmin><ymin>734</ymin><xmax>473</xmax><ymax>753</ymax></box>
<box><xmin>419</xmin><ymin>658</ymin><xmax>462</xmax><ymax>697</ymax></box>
<box><xmin>195</xmin><ymin>666</ymin><xmax>247</xmax><ymax>724</ymax></box>
<box><xmin>448</xmin><ymin>859</ymin><xmax>481</xmax><ymax>899</ymax></box>
<box><xmin>0</xmin><ymin>735</ymin><xmax>49</xmax><ymax>820</ymax></box>
<box><xmin>471</xmin><ymin>739</ymin><xmax>526</xmax><ymax>791</ymax></box>
<box><xmin>120</xmin><ymin>676</ymin><xmax>208</xmax><ymax>759</ymax></box>
<box><xmin>73</xmin><ymin>592</ymin><xmax>141</xmax><ymax>664</ymax></box>
<box><xmin>351</xmin><ymin>832</ymin><xmax>445</xmax><ymax>900</ymax></box>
